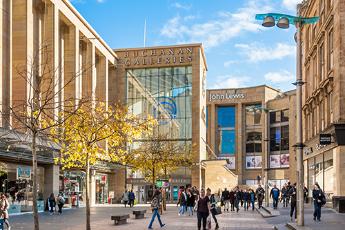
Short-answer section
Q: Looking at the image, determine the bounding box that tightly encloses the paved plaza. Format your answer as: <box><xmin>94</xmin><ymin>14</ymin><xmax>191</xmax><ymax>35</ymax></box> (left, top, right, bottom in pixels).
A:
<box><xmin>8</xmin><ymin>203</ymin><xmax>345</xmax><ymax>230</ymax></box>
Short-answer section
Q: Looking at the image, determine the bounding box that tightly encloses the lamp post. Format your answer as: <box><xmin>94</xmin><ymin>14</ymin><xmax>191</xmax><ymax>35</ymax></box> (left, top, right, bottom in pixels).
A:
<box><xmin>255</xmin><ymin>7</ymin><xmax>319</xmax><ymax>226</ymax></box>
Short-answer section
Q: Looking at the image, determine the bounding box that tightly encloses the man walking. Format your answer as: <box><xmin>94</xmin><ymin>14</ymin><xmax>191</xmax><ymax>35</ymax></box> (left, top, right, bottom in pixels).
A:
<box><xmin>256</xmin><ymin>184</ymin><xmax>265</xmax><ymax>209</ymax></box>
<box><xmin>289</xmin><ymin>183</ymin><xmax>297</xmax><ymax>222</ymax></box>
<box><xmin>281</xmin><ymin>184</ymin><xmax>288</xmax><ymax>207</ymax></box>
<box><xmin>270</xmin><ymin>184</ymin><xmax>280</xmax><ymax>209</ymax></box>
<box><xmin>221</xmin><ymin>188</ymin><xmax>230</xmax><ymax>212</ymax></box>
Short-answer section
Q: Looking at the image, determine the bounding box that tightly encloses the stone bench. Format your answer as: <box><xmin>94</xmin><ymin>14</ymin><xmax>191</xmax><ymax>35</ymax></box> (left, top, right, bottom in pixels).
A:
<box><xmin>133</xmin><ymin>210</ymin><xmax>146</xmax><ymax>219</ymax></box>
<box><xmin>111</xmin><ymin>214</ymin><xmax>130</xmax><ymax>225</ymax></box>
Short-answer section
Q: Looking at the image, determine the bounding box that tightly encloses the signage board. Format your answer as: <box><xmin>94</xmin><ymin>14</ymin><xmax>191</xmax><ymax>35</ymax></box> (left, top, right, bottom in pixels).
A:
<box><xmin>156</xmin><ymin>180</ymin><xmax>170</xmax><ymax>188</ymax></box>
<box><xmin>319</xmin><ymin>134</ymin><xmax>332</xmax><ymax>145</ymax></box>
<box><xmin>17</xmin><ymin>166</ymin><xmax>31</xmax><ymax>180</ymax></box>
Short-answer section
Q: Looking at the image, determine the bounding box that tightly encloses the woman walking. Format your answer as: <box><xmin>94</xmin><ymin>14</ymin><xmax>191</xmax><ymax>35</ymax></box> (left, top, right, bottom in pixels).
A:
<box><xmin>249</xmin><ymin>189</ymin><xmax>256</xmax><ymax>211</ymax></box>
<box><xmin>0</xmin><ymin>193</ymin><xmax>11</xmax><ymax>230</ymax></box>
<box><xmin>48</xmin><ymin>193</ymin><xmax>56</xmax><ymax>215</ymax></box>
<box><xmin>312</xmin><ymin>183</ymin><xmax>324</xmax><ymax>221</ymax></box>
<box><xmin>207</xmin><ymin>188</ymin><xmax>219</xmax><ymax>229</ymax></box>
<box><xmin>196</xmin><ymin>189</ymin><xmax>210</xmax><ymax>230</ymax></box>
<box><xmin>148</xmin><ymin>189</ymin><xmax>165</xmax><ymax>229</ymax></box>
<box><xmin>186</xmin><ymin>189</ymin><xmax>195</xmax><ymax>216</ymax></box>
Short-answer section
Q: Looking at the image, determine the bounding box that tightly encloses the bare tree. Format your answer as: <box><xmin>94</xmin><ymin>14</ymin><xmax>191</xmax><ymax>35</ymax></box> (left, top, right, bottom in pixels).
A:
<box><xmin>2</xmin><ymin>44</ymin><xmax>91</xmax><ymax>230</ymax></box>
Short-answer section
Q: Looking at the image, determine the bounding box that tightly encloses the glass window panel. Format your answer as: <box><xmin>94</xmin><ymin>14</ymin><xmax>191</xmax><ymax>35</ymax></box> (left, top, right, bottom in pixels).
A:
<box><xmin>217</xmin><ymin>107</ymin><xmax>235</xmax><ymax>128</ymax></box>
<box><xmin>281</xmin><ymin>126</ymin><xmax>289</xmax><ymax>150</ymax></box>
<box><xmin>187</xmin><ymin>66</ymin><xmax>192</xmax><ymax>74</ymax></box>
<box><xmin>218</xmin><ymin>130</ymin><xmax>236</xmax><ymax>155</ymax></box>
<box><xmin>281</xmin><ymin>110</ymin><xmax>289</xmax><ymax>122</ymax></box>
<box><xmin>174</xmin><ymin>67</ymin><xmax>186</xmax><ymax>75</ymax></box>
<box><xmin>133</xmin><ymin>69</ymin><xmax>145</xmax><ymax>77</ymax></box>
<box><xmin>270</xmin><ymin>127</ymin><xmax>281</xmax><ymax>152</ymax></box>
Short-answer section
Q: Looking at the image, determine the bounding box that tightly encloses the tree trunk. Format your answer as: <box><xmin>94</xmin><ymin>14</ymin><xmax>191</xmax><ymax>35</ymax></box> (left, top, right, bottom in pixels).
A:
<box><xmin>86</xmin><ymin>154</ymin><xmax>91</xmax><ymax>230</ymax></box>
<box><xmin>32</xmin><ymin>131</ymin><xmax>39</xmax><ymax>230</ymax></box>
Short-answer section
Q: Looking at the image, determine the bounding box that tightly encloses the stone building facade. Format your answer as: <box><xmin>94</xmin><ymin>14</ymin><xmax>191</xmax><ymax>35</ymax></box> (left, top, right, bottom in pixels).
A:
<box><xmin>205</xmin><ymin>86</ymin><xmax>296</xmax><ymax>192</ymax></box>
<box><xmin>300</xmin><ymin>0</ymin><xmax>345</xmax><ymax>197</ymax></box>
<box><xmin>0</xmin><ymin>0</ymin><xmax>123</xmax><ymax>210</ymax></box>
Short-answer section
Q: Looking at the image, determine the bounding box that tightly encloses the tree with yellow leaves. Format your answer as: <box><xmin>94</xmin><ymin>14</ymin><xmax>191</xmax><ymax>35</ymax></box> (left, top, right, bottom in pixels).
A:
<box><xmin>50</xmin><ymin>102</ymin><xmax>155</xmax><ymax>230</ymax></box>
<box><xmin>129</xmin><ymin>134</ymin><xmax>193</xmax><ymax>186</ymax></box>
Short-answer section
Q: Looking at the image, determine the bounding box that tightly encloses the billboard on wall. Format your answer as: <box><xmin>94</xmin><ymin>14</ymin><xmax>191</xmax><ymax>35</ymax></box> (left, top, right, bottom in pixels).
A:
<box><xmin>219</xmin><ymin>156</ymin><xmax>236</xmax><ymax>169</ymax></box>
<box><xmin>246</xmin><ymin>156</ymin><xmax>262</xmax><ymax>169</ymax></box>
<box><xmin>270</xmin><ymin>154</ymin><xmax>290</xmax><ymax>168</ymax></box>
<box><xmin>17</xmin><ymin>166</ymin><xmax>31</xmax><ymax>180</ymax></box>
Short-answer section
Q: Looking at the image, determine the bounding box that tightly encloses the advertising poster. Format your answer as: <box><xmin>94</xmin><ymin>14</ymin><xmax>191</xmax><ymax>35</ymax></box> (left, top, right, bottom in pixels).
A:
<box><xmin>227</xmin><ymin>156</ymin><xmax>236</xmax><ymax>169</ymax></box>
<box><xmin>17</xmin><ymin>166</ymin><xmax>31</xmax><ymax>180</ymax></box>
<box><xmin>280</xmin><ymin>154</ymin><xmax>290</xmax><ymax>167</ymax></box>
<box><xmin>270</xmin><ymin>155</ymin><xmax>281</xmax><ymax>168</ymax></box>
<box><xmin>246</xmin><ymin>156</ymin><xmax>262</xmax><ymax>169</ymax></box>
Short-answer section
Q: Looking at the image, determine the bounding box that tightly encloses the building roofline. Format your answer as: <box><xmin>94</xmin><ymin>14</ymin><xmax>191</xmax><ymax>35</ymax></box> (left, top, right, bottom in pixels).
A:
<box><xmin>62</xmin><ymin>0</ymin><xmax>118</xmax><ymax>59</ymax></box>
<box><xmin>206</xmin><ymin>84</ymin><xmax>281</xmax><ymax>92</ymax></box>
<box><xmin>114</xmin><ymin>43</ymin><xmax>208</xmax><ymax>70</ymax></box>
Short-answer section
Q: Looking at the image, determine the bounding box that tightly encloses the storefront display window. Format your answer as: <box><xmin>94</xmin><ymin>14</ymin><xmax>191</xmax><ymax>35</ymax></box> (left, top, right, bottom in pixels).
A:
<box><xmin>216</xmin><ymin>106</ymin><xmax>236</xmax><ymax>156</ymax></box>
<box><xmin>62</xmin><ymin>171</ymin><xmax>85</xmax><ymax>207</ymax></box>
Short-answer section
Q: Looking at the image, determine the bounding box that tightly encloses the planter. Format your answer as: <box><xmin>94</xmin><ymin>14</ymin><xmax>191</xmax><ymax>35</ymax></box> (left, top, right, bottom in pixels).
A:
<box><xmin>8</xmin><ymin>204</ymin><xmax>21</xmax><ymax>214</ymax></box>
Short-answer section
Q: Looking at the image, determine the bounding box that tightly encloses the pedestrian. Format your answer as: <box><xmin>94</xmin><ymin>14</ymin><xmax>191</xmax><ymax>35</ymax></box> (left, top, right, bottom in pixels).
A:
<box><xmin>304</xmin><ymin>185</ymin><xmax>309</xmax><ymax>203</ymax></box>
<box><xmin>286</xmin><ymin>182</ymin><xmax>292</xmax><ymax>205</ymax></box>
<box><xmin>243</xmin><ymin>190</ymin><xmax>250</xmax><ymax>211</ymax></box>
<box><xmin>270</xmin><ymin>184</ymin><xmax>280</xmax><ymax>209</ymax></box>
<box><xmin>148</xmin><ymin>189</ymin><xmax>165</xmax><ymax>229</ymax></box>
<box><xmin>196</xmin><ymin>189</ymin><xmax>210</xmax><ymax>230</ymax></box>
<box><xmin>57</xmin><ymin>193</ymin><xmax>65</xmax><ymax>215</ymax></box>
<box><xmin>281</xmin><ymin>184</ymin><xmax>288</xmax><ymax>207</ymax></box>
<box><xmin>240</xmin><ymin>189</ymin><xmax>244</xmax><ymax>207</ymax></box>
<box><xmin>186</xmin><ymin>189</ymin><xmax>195</xmax><ymax>216</ymax></box>
<box><xmin>0</xmin><ymin>193</ymin><xmax>11</xmax><ymax>230</ymax></box>
<box><xmin>206</xmin><ymin>188</ymin><xmax>219</xmax><ymax>229</ymax></box>
<box><xmin>249</xmin><ymin>189</ymin><xmax>256</xmax><ymax>211</ymax></box>
<box><xmin>256</xmin><ymin>184</ymin><xmax>265</xmax><ymax>209</ymax></box>
<box><xmin>288</xmin><ymin>183</ymin><xmax>297</xmax><ymax>222</ymax></box>
<box><xmin>234</xmin><ymin>186</ymin><xmax>241</xmax><ymax>212</ymax></box>
<box><xmin>129</xmin><ymin>190</ymin><xmax>135</xmax><ymax>207</ymax></box>
<box><xmin>122</xmin><ymin>189</ymin><xmax>129</xmax><ymax>208</ymax></box>
<box><xmin>178</xmin><ymin>187</ymin><xmax>187</xmax><ymax>216</ymax></box>
<box><xmin>229</xmin><ymin>189</ymin><xmax>235</xmax><ymax>211</ymax></box>
<box><xmin>48</xmin><ymin>193</ymin><xmax>56</xmax><ymax>215</ymax></box>
<box><xmin>312</xmin><ymin>183</ymin><xmax>325</xmax><ymax>221</ymax></box>
<box><xmin>221</xmin><ymin>188</ymin><xmax>230</xmax><ymax>212</ymax></box>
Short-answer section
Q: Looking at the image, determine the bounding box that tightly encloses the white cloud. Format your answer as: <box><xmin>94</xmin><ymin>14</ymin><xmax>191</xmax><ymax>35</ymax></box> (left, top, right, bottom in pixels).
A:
<box><xmin>224</xmin><ymin>60</ymin><xmax>239</xmax><ymax>67</ymax></box>
<box><xmin>161</xmin><ymin>0</ymin><xmax>273</xmax><ymax>48</ymax></box>
<box><xmin>209</xmin><ymin>75</ymin><xmax>251</xmax><ymax>89</ymax></box>
<box><xmin>172</xmin><ymin>2</ymin><xmax>191</xmax><ymax>10</ymax></box>
<box><xmin>235</xmin><ymin>42</ymin><xmax>295</xmax><ymax>62</ymax></box>
<box><xmin>264</xmin><ymin>70</ymin><xmax>294</xmax><ymax>83</ymax></box>
<box><xmin>282</xmin><ymin>0</ymin><xmax>301</xmax><ymax>11</ymax></box>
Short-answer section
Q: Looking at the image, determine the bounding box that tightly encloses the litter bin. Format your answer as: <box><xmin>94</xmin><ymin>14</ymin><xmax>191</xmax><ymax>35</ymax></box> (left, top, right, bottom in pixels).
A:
<box><xmin>332</xmin><ymin>196</ymin><xmax>345</xmax><ymax>213</ymax></box>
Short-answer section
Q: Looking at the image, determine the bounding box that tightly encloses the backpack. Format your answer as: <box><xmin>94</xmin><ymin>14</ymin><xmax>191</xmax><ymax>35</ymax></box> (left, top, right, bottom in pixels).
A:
<box><xmin>58</xmin><ymin>196</ymin><xmax>65</xmax><ymax>205</ymax></box>
<box><xmin>320</xmin><ymin>192</ymin><xmax>326</xmax><ymax>206</ymax></box>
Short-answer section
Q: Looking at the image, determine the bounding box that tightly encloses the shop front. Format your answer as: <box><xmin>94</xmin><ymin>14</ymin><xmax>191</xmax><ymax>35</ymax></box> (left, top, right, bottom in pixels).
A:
<box><xmin>60</xmin><ymin>171</ymin><xmax>85</xmax><ymax>207</ymax></box>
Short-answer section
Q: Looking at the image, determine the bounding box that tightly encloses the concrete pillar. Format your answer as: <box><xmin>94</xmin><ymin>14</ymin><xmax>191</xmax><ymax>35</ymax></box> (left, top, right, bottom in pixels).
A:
<box><xmin>237</xmin><ymin>104</ymin><xmax>243</xmax><ymax>183</ymax></box>
<box><xmin>81</xmin><ymin>41</ymin><xmax>92</xmax><ymax>99</ymax></box>
<box><xmin>91</xmin><ymin>43</ymin><xmax>96</xmax><ymax>104</ymax></box>
<box><xmin>95</xmin><ymin>54</ymin><xmax>106</xmax><ymax>103</ymax></box>
<box><xmin>62</xmin><ymin>24</ymin><xmax>77</xmax><ymax>107</ymax></box>
<box><xmin>43</xmin><ymin>164</ymin><xmax>60</xmax><ymax>198</ymax></box>
<box><xmin>1</xmin><ymin>0</ymin><xmax>12</xmax><ymax>128</ymax></box>
<box><xmin>114</xmin><ymin>168</ymin><xmax>126</xmax><ymax>201</ymax></box>
<box><xmin>334</xmin><ymin>146</ymin><xmax>345</xmax><ymax>195</ymax></box>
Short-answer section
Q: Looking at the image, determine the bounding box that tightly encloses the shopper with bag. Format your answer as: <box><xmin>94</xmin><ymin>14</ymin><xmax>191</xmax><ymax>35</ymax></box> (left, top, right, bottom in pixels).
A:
<box><xmin>0</xmin><ymin>193</ymin><xmax>11</xmax><ymax>230</ymax></box>
<box><xmin>206</xmin><ymin>188</ymin><xmax>219</xmax><ymax>229</ymax></box>
<box><xmin>196</xmin><ymin>189</ymin><xmax>210</xmax><ymax>230</ymax></box>
<box><xmin>312</xmin><ymin>182</ymin><xmax>325</xmax><ymax>222</ymax></box>
<box><xmin>148</xmin><ymin>189</ymin><xmax>166</xmax><ymax>229</ymax></box>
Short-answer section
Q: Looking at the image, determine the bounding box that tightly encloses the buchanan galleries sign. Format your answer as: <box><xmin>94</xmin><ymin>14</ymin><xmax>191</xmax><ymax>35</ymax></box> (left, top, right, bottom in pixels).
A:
<box><xmin>209</xmin><ymin>91</ymin><xmax>246</xmax><ymax>101</ymax></box>
<box><xmin>120</xmin><ymin>47</ymin><xmax>193</xmax><ymax>66</ymax></box>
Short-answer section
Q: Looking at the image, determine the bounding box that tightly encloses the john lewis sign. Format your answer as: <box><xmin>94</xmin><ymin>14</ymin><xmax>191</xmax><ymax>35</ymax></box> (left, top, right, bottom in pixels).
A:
<box><xmin>209</xmin><ymin>92</ymin><xmax>246</xmax><ymax>101</ymax></box>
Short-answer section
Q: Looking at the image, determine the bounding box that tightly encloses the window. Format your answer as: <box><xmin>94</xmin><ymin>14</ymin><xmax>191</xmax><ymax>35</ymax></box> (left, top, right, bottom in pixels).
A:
<box><xmin>246</xmin><ymin>132</ymin><xmax>262</xmax><ymax>153</ymax></box>
<box><xmin>320</xmin><ymin>100</ymin><xmax>325</xmax><ymax>131</ymax></box>
<box><xmin>270</xmin><ymin>111</ymin><xmax>280</xmax><ymax>124</ymax></box>
<box><xmin>281</xmin><ymin>110</ymin><xmax>289</xmax><ymax>122</ymax></box>
<box><xmin>270</xmin><ymin>127</ymin><xmax>281</xmax><ymax>152</ymax></box>
<box><xmin>245</xmin><ymin>104</ymin><xmax>262</xmax><ymax>126</ymax></box>
<box><xmin>216</xmin><ymin>106</ymin><xmax>236</xmax><ymax>156</ymax></box>
<box><xmin>328</xmin><ymin>30</ymin><xmax>334</xmax><ymax>71</ymax></box>
<box><xmin>319</xmin><ymin>43</ymin><xmax>325</xmax><ymax>81</ymax></box>
<box><xmin>329</xmin><ymin>92</ymin><xmax>333</xmax><ymax>123</ymax></box>
<box><xmin>281</xmin><ymin>126</ymin><xmax>289</xmax><ymax>150</ymax></box>
<box><xmin>313</xmin><ymin>55</ymin><xmax>317</xmax><ymax>90</ymax></box>
<box><xmin>305</xmin><ymin>26</ymin><xmax>310</xmax><ymax>51</ymax></box>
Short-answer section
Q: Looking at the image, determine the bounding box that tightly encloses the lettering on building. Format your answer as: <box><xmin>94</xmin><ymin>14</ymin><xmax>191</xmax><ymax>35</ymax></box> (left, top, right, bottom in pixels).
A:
<box><xmin>121</xmin><ymin>47</ymin><xmax>193</xmax><ymax>66</ymax></box>
<box><xmin>209</xmin><ymin>92</ymin><xmax>246</xmax><ymax>101</ymax></box>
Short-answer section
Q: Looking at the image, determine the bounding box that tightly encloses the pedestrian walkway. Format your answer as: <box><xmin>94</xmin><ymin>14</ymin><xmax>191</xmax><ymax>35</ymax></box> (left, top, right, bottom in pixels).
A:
<box><xmin>10</xmin><ymin>205</ymin><xmax>273</xmax><ymax>230</ymax></box>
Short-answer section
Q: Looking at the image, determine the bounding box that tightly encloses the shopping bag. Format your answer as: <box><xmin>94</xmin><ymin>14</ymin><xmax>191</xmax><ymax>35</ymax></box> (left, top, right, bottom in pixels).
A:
<box><xmin>207</xmin><ymin>216</ymin><xmax>211</xmax><ymax>229</ymax></box>
<box><xmin>215</xmin><ymin>206</ymin><xmax>222</xmax><ymax>215</ymax></box>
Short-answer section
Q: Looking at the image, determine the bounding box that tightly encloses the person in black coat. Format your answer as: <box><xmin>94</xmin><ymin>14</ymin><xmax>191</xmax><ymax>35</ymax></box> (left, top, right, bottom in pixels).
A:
<box><xmin>243</xmin><ymin>190</ymin><xmax>250</xmax><ymax>211</ymax></box>
<box><xmin>312</xmin><ymin>183</ymin><xmax>324</xmax><ymax>221</ymax></box>
<box><xmin>234</xmin><ymin>186</ymin><xmax>241</xmax><ymax>212</ymax></box>
<box><xmin>288</xmin><ymin>183</ymin><xmax>297</xmax><ymax>221</ymax></box>
<box><xmin>229</xmin><ymin>189</ymin><xmax>235</xmax><ymax>211</ymax></box>
<box><xmin>186</xmin><ymin>188</ymin><xmax>195</xmax><ymax>216</ymax></box>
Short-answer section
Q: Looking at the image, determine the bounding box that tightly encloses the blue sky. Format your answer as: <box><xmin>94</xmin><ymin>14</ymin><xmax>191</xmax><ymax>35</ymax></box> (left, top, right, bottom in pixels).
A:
<box><xmin>70</xmin><ymin>0</ymin><xmax>301</xmax><ymax>92</ymax></box>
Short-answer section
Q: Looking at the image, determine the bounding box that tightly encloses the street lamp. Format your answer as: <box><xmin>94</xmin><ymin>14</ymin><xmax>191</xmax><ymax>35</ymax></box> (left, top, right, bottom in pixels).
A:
<box><xmin>255</xmin><ymin>9</ymin><xmax>319</xmax><ymax>227</ymax></box>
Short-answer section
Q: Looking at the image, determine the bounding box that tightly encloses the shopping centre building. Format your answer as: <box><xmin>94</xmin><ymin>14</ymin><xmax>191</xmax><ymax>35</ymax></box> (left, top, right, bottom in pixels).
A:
<box><xmin>204</xmin><ymin>86</ymin><xmax>297</xmax><ymax>192</ymax></box>
<box><xmin>1</xmin><ymin>0</ymin><xmax>344</xmax><ymax>215</ymax></box>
